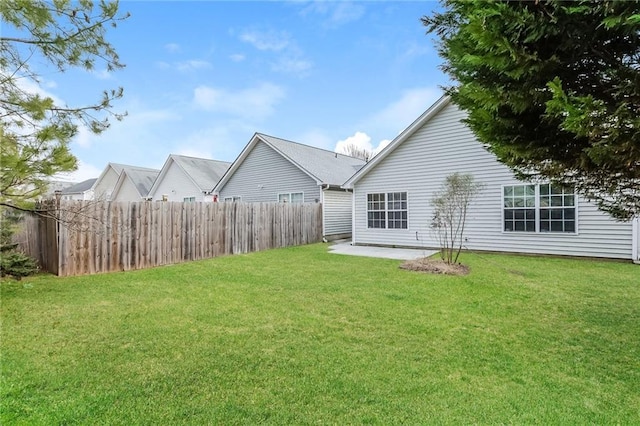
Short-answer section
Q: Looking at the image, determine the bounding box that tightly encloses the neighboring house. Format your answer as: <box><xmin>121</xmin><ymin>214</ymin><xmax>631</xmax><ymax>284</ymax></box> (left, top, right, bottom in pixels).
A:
<box><xmin>92</xmin><ymin>163</ymin><xmax>128</xmax><ymax>200</ymax></box>
<box><xmin>214</xmin><ymin>133</ymin><xmax>366</xmax><ymax>239</ymax></box>
<box><xmin>110</xmin><ymin>166</ymin><xmax>160</xmax><ymax>202</ymax></box>
<box><xmin>344</xmin><ymin>95</ymin><xmax>640</xmax><ymax>262</ymax></box>
<box><xmin>60</xmin><ymin>178</ymin><xmax>97</xmax><ymax>201</ymax></box>
<box><xmin>147</xmin><ymin>154</ymin><xmax>231</xmax><ymax>202</ymax></box>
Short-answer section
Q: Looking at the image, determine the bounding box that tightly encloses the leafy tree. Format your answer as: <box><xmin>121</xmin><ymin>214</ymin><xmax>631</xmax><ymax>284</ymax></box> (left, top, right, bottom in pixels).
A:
<box><xmin>0</xmin><ymin>0</ymin><xmax>128</xmax><ymax>207</ymax></box>
<box><xmin>430</xmin><ymin>173</ymin><xmax>483</xmax><ymax>264</ymax></box>
<box><xmin>423</xmin><ymin>0</ymin><xmax>640</xmax><ymax>220</ymax></box>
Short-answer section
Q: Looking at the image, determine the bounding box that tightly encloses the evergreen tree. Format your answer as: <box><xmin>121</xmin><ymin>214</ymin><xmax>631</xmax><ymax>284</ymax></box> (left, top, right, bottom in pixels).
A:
<box><xmin>1</xmin><ymin>0</ymin><xmax>128</xmax><ymax>207</ymax></box>
<box><xmin>424</xmin><ymin>0</ymin><xmax>640</xmax><ymax>220</ymax></box>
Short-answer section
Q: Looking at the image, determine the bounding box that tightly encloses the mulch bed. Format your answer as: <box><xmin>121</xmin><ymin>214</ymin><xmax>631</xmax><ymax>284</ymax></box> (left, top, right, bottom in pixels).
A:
<box><xmin>400</xmin><ymin>257</ymin><xmax>470</xmax><ymax>276</ymax></box>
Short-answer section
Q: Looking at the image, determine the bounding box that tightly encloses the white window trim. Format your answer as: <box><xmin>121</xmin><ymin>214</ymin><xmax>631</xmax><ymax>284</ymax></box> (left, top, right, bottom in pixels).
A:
<box><xmin>223</xmin><ymin>196</ymin><xmax>242</xmax><ymax>202</ymax></box>
<box><xmin>277</xmin><ymin>192</ymin><xmax>304</xmax><ymax>203</ymax></box>
<box><xmin>500</xmin><ymin>183</ymin><xmax>579</xmax><ymax>235</ymax></box>
<box><xmin>365</xmin><ymin>191</ymin><xmax>409</xmax><ymax>230</ymax></box>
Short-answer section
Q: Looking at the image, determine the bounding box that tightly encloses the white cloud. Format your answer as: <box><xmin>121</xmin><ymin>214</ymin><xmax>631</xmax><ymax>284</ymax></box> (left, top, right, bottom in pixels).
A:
<box><xmin>240</xmin><ymin>29</ymin><xmax>290</xmax><ymax>51</ymax></box>
<box><xmin>176</xmin><ymin>60</ymin><xmax>212</xmax><ymax>72</ymax></box>
<box><xmin>230</xmin><ymin>53</ymin><xmax>245</xmax><ymax>62</ymax></box>
<box><xmin>193</xmin><ymin>83</ymin><xmax>286</xmax><ymax>120</ymax></box>
<box><xmin>300</xmin><ymin>2</ymin><xmax>365</xmax><ymax>27</ymax></box>
<box><xmin>238</xmin><ymin>27</ymin><xmax>312</xmax><ymax>76</ymax></box>
<box><xmin>271</xmin><ymin>57</ymin><xmax>312</xmax><ymax>74</ymax></box>
<box><xmin>335</xmin><ymin>132</ymin><xmax>392</xmax><ymax>158</ymax></box>
<box><xmin>55</xmin><ymin>160</ymin><xmax>103</xmax><ymax>183</ymax></box>
<box><xmin>165</xmin><ymin>43</ymin><xmax>181</xmax><ymax>53</ymax></box>
<box><xmin>372</xmin><ymin>87</ymin><xmax>441</xmax><ymax>127</ymax></box>
<box><xmin>94</xmin><ymin>69</ymin><xmax>112</xmax><ymax>80</ymax></box>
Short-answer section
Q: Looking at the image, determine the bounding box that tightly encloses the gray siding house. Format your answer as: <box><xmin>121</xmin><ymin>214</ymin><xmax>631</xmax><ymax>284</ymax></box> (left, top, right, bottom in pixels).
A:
<box><xmin>111</xmin><ymin>166</ymin><xmax>160</xmax><ymax>202</ymax></box>
<box><xmin>147</xmin><ymin>154</ymin><xmax>231</xmax><ymax>202</ymax></box>
<box><xmin>344</xmin><ymin>96</ymin><xmax>640</xmax><ymax>262</ymax></box>
<box><xmin>214</xmin><ymin>133</ymin><xmax>365</xmax><ymax>239</ymax></box>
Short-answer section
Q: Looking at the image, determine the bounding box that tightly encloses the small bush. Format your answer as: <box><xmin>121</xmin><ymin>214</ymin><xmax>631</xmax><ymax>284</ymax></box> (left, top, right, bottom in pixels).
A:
<box><xmin>0</xmin><ymin>251</ymin><xmax>38</xmax><ymax>280</ymax></box>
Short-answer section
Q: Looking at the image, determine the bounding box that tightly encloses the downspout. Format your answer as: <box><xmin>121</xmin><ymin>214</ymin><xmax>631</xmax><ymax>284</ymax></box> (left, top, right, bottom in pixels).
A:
<box><xmin>633</xmin><ymin>216</ymin><xmax>639</xmax><ymax>264</ymax></box>
<box><xmin>320</xmin><ymin>186</ymin><xmax>326</xmax><ymax>241</ymax></box>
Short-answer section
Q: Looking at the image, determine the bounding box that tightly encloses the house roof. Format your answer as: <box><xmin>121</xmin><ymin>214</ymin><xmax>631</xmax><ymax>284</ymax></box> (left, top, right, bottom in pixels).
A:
<box><xmin>215</xmin><ymin>133</ymin><xmax>366</xmax><ymax>191</ymax></box>
<box><xmin>148</xmin><ymin>154</ymin><xmax>231</xmax><ymax>197</ymax></box>
<box><xmin>61</xmin><ymin>178</ymin><xmax>97</xmax><ymax>194</ymax></box>
<box><xmin>112</xmin><ymin>166</ymin><xmax>161</xmax><ymax>198</ymax></box>
<box><xmin>343</xmin><ymin>94</ymin><xmax>451</xmax><ymax>188</ymax></box>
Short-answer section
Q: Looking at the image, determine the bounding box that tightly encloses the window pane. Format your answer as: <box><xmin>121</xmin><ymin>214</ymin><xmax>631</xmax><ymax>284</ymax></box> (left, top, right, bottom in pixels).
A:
<box><xmin>551</xmin><ymin>221</ymin><xmax>563</xmax><ymax>232</ymax></box>
<box><xmin>514</xmin><ymin>186</ymin><xmax>524</xmax><ymax>196</ymax></box>
<box><xmin>525</xmin><ymin>221</ymin><xmax>536</xmax><ymax>232</ymax></box>
<box><xmin>539</xmin><ymin>184</ymin><xmax>549</xmax><ymax>196</ymax></box>
<box><xmin>540</xmin><ymin>221</ymin><xmax>550</xmax><ymax>232</ymax></box>
<box><xmin>278</xmin><ymin>194</ymin><xmax>289</xmax><ymax>203</ymax></box>
<box><xmin>525</xmin><ymin>185</ymin><xmax>535</xmax><ymax>196</ymax></box>
<box><xmin>291</xmin><ymin>193</ymin><xmax>304</xmax><ymax>203</ymax></box>
<box><xmin>504</xmin><ymin>198</ymin><xmax>514</xmax><ymax>208</ymax></box>
<box><xmin>540</xmin><ymin>209</ymin><xmax>549</xmax><ymax>220</ymax></box>
<box><xmin>551</xmin><ymin>196</ymin><xmax>563</xmax><ymax>207</ymax></box>
<box><xmin>564</xmin><ymin>195</ymin><xmax>575</xmax><ymax>206</ymax></box>
<box><xmin>564</xmin><ymin>208</ymin><xmax>575</xmax><ymax>220</ymax></box>
<box><xmin>515</xmin><ymin>221</ymin><xmax>525</xmax><ymax>231</ymax></box>
<box><xmin>504</xmin><ymin>186</ymin><xmax>514</xmax><ymax>197</ymax></box>
<box><xmin>540</xmin><ymin>196</ymin><xmax>550</xmax><ymax>207</ymax></box>
<box><xmin>551</xmin><ymin>209</ymin><xmax>563</xmax><ymax>220</ymax></box>
<box><xmin>525</xmin><ymin>197</ymin><xmax>536</xmax><ymax>207</ymax></box>
<box><xmin>565</xmin><ymin>221</ymin><xmax>575</xmax><ymax>232</ymax></box>
<box><xmin>505</xmin><ymin>210</ymin><xmax>514</xmax><ymax>220</ymax></box>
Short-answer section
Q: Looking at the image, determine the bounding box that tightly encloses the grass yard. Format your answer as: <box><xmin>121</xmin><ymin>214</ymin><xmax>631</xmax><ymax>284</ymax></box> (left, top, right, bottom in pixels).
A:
<box><xmin>1</xmin><ymin>243</ymin><xmax>639</xmax><ymax>424</ymax></box>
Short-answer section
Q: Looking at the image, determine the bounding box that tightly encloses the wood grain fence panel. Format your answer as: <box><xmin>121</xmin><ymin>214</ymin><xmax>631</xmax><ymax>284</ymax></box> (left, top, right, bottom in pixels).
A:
<box><xmin>15</xmin><ymin>200</ymin><xmax>323</xmax><ymax>276</ymax></box>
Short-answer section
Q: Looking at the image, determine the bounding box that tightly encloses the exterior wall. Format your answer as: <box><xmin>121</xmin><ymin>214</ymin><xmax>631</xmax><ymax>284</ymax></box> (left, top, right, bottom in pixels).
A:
<box><xmin>149</xmin><ymin>161</ymin><xmax>205</xmax><ymax>202</ymax></box>
<box><xmin>219</xmin><ymin>141</ymin><xmax>321</xmax><ymax>203</ymax></box>
<box><xmin>112</xmin><ymin>177</ymin><xmax>143</xmax><ymax>202</ymax></box>
<box><xmin>353</xmin><ymin>102</ymin><xmax>634</xmax><ymax>260</ymax></box>
<box><xmin>62</xmin><ymin>190</ymin><xmax>94</xmax><ymax>201</ymax></box>
<box><xmin>322</xmin><ymin>189</ymin><xmax>353</xmax><ymax>237</ymax></box>
<box><xmin>93</xmin><ymin>169</ymin><xmax>119</xmax><ymax>201</ymax></box>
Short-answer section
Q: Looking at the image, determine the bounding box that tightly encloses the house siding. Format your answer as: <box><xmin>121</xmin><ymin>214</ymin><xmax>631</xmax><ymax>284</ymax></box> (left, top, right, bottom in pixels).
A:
<box><xmin>219</xmin><ymin>141</ymin><xmax>321</xmax><ymax>203</ymax></box>
<box><xmin>322</xmin><ymin>189</ymin><xmax>353</xmax><ymax>237</ymax></box>
<box><xmin>149</xmin><ymin>161</ymin><xmax>205</xmax><ymax>202</ymax></box>
<box><xmin>113</xmin><ymin>177</ymin><xmax>143</xmax><ymax>202</ymax></box>
<box><xmin>93</xmin><ymin>168</ymin><xmax>119</xmax><ymax>201</ymax></box>
<box><xmin>353</xmin><ymin>102</ymin><xmax>633</xmax><ymax>260</ymax></box>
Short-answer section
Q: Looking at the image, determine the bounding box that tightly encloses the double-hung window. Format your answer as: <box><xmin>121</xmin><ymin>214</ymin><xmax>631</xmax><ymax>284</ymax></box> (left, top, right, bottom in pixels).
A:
<box><xmin>367</xmin><ymin>192</ymin><xmax>408</xmax><ymax>229</ymax></box>
<box><xmin>503</xmin><ymin>184</ymin><xmax>576</xmax><ymax>233</ymax></box>
<box><xmin>224</xmin><ymin>196</ymin><xmax>242</xmax><ymax>202</ymax></box>
<box><xmin>278</xmin><ymin>192</ymin><xmax>304</xmax><ymax>203</ymax></box>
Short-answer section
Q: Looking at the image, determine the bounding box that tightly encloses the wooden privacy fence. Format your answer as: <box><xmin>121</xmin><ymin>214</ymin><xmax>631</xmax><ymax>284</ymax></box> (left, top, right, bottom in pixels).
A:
<box><xmin>15</xmin><ymin>200</ymin><xmax>323</xmax><ymax>277</ymax></box>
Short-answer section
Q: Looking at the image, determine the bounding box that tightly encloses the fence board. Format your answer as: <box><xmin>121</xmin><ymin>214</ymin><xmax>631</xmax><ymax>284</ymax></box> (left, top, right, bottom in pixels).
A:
<box><xmin>16</xmin><ymin>201</ymin><xmax>322</xmax><ymax>276</ymax></box>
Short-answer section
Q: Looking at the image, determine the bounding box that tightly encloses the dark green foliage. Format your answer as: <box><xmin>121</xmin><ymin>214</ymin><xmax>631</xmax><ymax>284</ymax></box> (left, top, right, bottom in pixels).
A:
<box><xmin>423</xmin><ymin>0</ymin><xmax>640</xmax><ymax>220</ymax></box>
<box><xmin>0</xmin><ymin>251</ymin><xmax>38</xmax><ymax>280</ymax></box>
<box><xmin>0</xmin><ymin>207</ymin><xmax>38</xmax><ymax>279</ymax></box>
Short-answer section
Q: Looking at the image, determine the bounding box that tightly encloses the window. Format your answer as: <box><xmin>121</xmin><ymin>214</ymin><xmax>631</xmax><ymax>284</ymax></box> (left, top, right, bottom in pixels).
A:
<box><xmin>503</xmin><ymin>184</ymin><xmax>576</xmax><ymax>233</ymax></box>
<box><xmin>539</xmin><ymin>184</ymin><xmax>576</xmax><ymax>232</ymax></box>
<box><xmin>183</xmin><ymin>196</ymin><xmax>196</xmax><ymax>202</ymax></box>
<box><xmin>223</xmin><ymin>196</ymin><xmax>241</xmax><ymax>202</ymax></box>
<box><xmin>367</xmin><ymin>192</ymin><xmax>408</xmax><ymax>229</ymax></box>
<box><xmin>278</xmin><ymin>192</ymin><xmax>304</xmax><ymax>203</ymax></box>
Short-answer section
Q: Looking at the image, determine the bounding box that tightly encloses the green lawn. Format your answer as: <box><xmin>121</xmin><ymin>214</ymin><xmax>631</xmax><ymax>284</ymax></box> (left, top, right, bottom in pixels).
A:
<box><xmin>2</xmin><ymin>244</ymin><xmax>639</xmax><ymax>425</ymax></box>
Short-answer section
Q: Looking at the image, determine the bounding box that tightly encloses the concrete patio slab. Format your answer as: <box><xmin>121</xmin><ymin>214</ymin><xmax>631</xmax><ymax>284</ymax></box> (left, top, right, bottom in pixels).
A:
<box><xmin>328</xmin><ymin>241</ymin><xmax>437</xmax><ymax>260</ymax></box>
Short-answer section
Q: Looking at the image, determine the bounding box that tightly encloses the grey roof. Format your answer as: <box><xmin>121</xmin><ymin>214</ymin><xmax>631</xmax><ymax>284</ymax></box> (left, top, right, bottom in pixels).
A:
<box><xmin>61</xmin><ymin>178</ymin><xmax>97</xmax><ymax>194</ymax></box>
<box><xmin>121</xmin><ymin>166</ymin><xmax>160</xmax><ymax>196</ymax></box>
<box><xmin>258</xmin><ymin>133</ymin><xmax>366</xmax><ymax>185</ymax></box>
<box><xmin>170</xmin><ymin>155</ymin><xmax>231</xmax><ymax>190</ymax></box>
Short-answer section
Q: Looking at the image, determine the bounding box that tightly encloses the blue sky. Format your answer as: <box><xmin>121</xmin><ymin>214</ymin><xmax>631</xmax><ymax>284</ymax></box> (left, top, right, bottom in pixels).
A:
<box><xmin>43</xmin><ymin>1</ymin><xmax>449</xmax><ymax>182</ymax></box>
